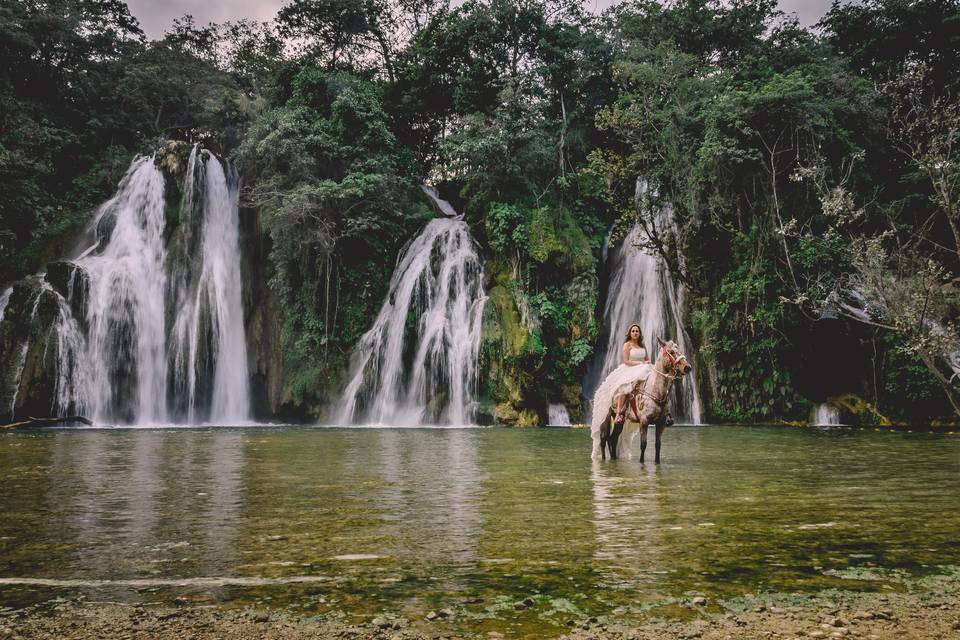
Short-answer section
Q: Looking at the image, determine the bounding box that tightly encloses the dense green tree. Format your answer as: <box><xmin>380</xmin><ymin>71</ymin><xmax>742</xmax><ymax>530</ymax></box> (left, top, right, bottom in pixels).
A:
<box><xmin>821</xmin><ymin>0</ymin><xmax>960</xmax><ymax>90</ymax></box>
<box><xmin>0</xmin><ymin>0</ymin><xmax>144</xmax><ymax>277</ymax></box>
<box><xmin>591</xmin><ymin>0</ymin><xmax>883</xmax><ymax>420</ymax></box>
<box><xmin>237</xmin><ymin>68</ymin><xmax>422</xmax><ymax>405</ymax></box>
<box><xmin>3</xmin><ymin>0</ymin><xmax>959</xmax><ymax>422</ymax></box>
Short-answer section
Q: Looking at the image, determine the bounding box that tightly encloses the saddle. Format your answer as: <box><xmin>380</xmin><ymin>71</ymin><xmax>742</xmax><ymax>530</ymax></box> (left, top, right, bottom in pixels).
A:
<box><xmin>613</xmin><ymin>392</ymin><xmax>674</xmax><ymax>426</ymax></box>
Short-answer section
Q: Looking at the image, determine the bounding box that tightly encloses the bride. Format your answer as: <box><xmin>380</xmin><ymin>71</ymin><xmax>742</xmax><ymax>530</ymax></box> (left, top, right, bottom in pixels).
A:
<box><xmin>590</xmin><ymin>324</ymin><xmax>653</xmax><ymax>436</ymax></box>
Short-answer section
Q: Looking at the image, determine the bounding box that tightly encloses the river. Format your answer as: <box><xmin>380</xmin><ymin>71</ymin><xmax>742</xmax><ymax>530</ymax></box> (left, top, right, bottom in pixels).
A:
<box><xmin>0</xmin><ymin>425</ymin><xmax>957</xmax><ymax>636</ymax></box>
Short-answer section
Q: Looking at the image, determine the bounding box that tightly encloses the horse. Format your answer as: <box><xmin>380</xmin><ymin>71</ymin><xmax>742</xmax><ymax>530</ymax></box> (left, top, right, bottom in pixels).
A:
<box><xmin>595</xmin><ymin>337</ymin><xmax>692</xmax><ymax>463</ymax></box>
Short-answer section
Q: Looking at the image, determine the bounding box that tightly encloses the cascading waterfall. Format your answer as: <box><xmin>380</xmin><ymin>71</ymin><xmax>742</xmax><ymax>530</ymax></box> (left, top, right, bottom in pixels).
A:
<box><xmin>0</xmin><ymin>149</ymin><xmax>251</xmax><ymax>425</ymax></box>
<box><xmin>421</xmin><ymin>185</ymin><xmax>461</xmax><ymax>218</ymax></box>
<box><xmin>811</xmin><ymin>403</ymin><xmax>841</xmax><ymax>426</ymax></box>
<box><xmin>7</xmin><ymin>288</ymin><xmax>44</xmax><ymax>418</ymax></box>
<box><xmin>335</xmin><ymin>216</ymin><xmax>487</xmax><ymax>426</ymax></box>
<box><xmin>79</xmin><ymin>156</ymin><xmax>170</xmax><ymax>424</ymax></box>
<box><xmin>587</xmin><ymin>217</ymin><xmax>703</xmax><ymax>424</ymax></box>
<box><xmin>47</xmin><ymin>283</ymin><xmax>90</xmax><ymax>417</ymax></box>
<box><xmin>168</xmin><ymin>147</ymin><xmax>250</xmax><ymax>423</ymax></box>
<box><xmin>548</xmin><ymin>403</ymin><xmax>572</xmax><ymax>426</ymax></box>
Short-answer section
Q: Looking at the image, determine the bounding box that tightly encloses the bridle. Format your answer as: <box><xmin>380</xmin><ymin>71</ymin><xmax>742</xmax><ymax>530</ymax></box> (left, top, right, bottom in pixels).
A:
<box><xmin>656</xmin><ymin>344</ymin><xmax>688</xmax><ymax>379</ymax></box>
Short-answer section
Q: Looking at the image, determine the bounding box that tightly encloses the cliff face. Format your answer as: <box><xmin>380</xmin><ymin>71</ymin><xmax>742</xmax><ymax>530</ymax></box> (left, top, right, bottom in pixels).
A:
<box><xmin>475</xmin><ymin>206</ymin><xmax>599</xmax><ymax>427</ymax></box>
<box><xmin>240</xmin><ymin>205</ymin><xmax>291</xmax><ymax>420</ymax></box>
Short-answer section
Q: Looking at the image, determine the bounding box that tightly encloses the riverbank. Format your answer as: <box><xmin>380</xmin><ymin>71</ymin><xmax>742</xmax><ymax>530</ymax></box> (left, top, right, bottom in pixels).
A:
<box><xmin>4</xmin><ymin>579</ymin><xmax>959</xmax><ymax>640</ymax></box>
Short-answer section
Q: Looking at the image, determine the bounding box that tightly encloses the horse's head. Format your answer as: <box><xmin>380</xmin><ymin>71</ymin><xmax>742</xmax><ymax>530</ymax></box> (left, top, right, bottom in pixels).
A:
<box><xmin>656</xmin><ymin>337</ymin><xmax>692</xmax><ymax>377</ymax></box>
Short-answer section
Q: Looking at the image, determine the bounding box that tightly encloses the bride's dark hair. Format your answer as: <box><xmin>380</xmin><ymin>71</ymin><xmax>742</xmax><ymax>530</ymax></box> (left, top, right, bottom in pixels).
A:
<box><xmin>624</xmin><ymin>324</ymin><xmax>643</xmax><ymax>344</ymax></box>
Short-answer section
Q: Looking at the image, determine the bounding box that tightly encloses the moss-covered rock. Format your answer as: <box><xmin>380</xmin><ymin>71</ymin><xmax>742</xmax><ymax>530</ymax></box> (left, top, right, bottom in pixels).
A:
<box><xmin>0</xmin><ymin>280</ymin><xmax>62</xmax><ymax>419</ymax></box>
<box><xmin>155</xmin><ymin>140</ymin><xmax>193</xmax><ymax>178</ymax></box>
<box><xmin>832</xmin><ymin>393</ymin><xmax>892</xmax><ymax>426</ymax></box>
<box><xmin>493</xmin><ymin>402</ymin><xmax>539</xmax><ymax>427</ymax></box>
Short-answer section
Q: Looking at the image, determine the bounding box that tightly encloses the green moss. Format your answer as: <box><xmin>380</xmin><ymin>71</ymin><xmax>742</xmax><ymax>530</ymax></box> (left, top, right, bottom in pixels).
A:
<box><xmin>526</xmin><ymin>206</ymin><xmax>594</xmax><ymax>273</ymax></box>
<box><xmin>487</xmin><ymin>285</ymin><xmax>527</xmax><ymax>356</ymax></box>
<box><xmin>832</xmin><ymin>393</ymin><xmax>891</xmax><ymax>426</ymax></box>
<box><xmin>527</xmin><ymin>207</ymin><xmax>563</xmax><ymax>263</ymax></box>
<box><xmin>165</xmin><ymin>200</ymin><xmax>181</xmax><ymax>227</ymax></box>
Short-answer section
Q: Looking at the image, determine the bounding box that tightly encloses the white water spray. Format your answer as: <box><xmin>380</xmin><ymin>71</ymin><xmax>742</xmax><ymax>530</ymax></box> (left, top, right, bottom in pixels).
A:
<box><xmin>336</xmin><ymin>217</ymin><xmax>487</xmax><ymax>426</ymax></box>
<box><xmin>811</xmin><ymin>403</ymin><xmax>841</xmax><ymax>426</ymax></box>
<box><xmin>548</xmin><ymin>403</ymin><xmax>572</xmax><ymax>426</ymax></box>
<box><xmin>0</xmin><ymin>288</ymin><xmax>11</xmax><ymax>323</ymax></box>
<box><xmin>46</xmin><ymin>284</ymin><xmax>90</xmax><ymax>417</ymax></box>
<box><xmin>78</xmin><ymin>156</ymin><xmax>169</xmax><ymax>424</ymax></box>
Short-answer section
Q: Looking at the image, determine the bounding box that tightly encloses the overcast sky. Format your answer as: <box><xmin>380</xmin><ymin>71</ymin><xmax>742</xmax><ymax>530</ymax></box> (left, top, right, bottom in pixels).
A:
<box><xmin>128</xmin><ymin>0</ymin><xmax>837</xmax><ymax>41</ymax></box>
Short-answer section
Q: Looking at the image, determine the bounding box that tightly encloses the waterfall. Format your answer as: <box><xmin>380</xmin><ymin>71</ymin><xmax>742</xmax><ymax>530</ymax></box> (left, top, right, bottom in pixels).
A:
<box><xmin>168</xmin><ymin>147</ymin><xmax>250</xmax><ymax>423</ymax></box>
<box><xmin>47</xmin><ymin>283</ymin><xmax>90</xmax><ymax>417</ymax></box>
<box><xmin>0</xmin><ymin>287</ymin><xmax>11</xmax><ymax>322</ymax></box>
<box><xmin>811</xmin><ymin>403</ymin><xmax>841</xmax><ymax>426</ymax></box>
<box><xmin>421</xmin><ymin>185</ymin><xmax>461</xmax><ymax>218</ymax></box>
<box><xmin>1</xmin><ymin>149</ymin><xmax>251</xmax><ymax>425</ymax></box>
<box><xmin>548</xmin><ymin>403</ymin><xmax>572</xmax><ymax>426</ymax></box>
<box><xmin>587</xmin><ymin>221</ymin><xmax>703</xmax><ymax>424</ymax></box>
<box><xmin>335</xmin><ymin>217</ymin><xmax>487</xmax><ymax>426</ymax></box>
<box><xmin>78</xmin><ymin>156</ymin><xmax>169</xmax><ymax>424</ymax></box>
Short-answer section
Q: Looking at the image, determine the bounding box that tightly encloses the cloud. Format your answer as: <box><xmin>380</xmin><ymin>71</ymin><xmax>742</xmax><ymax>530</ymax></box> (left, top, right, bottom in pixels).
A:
<box><xmin>778</xmin><ymin>0</ymin><xmax>833</xmax><ymax>26</ymax></box>
<box><xmin>127</xmin><ymin>0</ymin><xmax>285</xmax><ymax>40</ymax></box>
<box><xmin>127</xmin><ymin>0</ymin><xmax>834</xmax><ymax>43</ymax></box>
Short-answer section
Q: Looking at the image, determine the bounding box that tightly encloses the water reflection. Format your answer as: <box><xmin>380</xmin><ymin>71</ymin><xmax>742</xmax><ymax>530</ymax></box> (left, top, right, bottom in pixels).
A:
<box><xmin>373</xmin><ymin>429</ymin><xmax>483</xmax><ymax>566</ymax></box>
<box><xmin>46</xmin><ymin>430</ymin><xmax>245</xmax><ymax>579</ymax></box>
<box><xmin>590</xmin><ymin>429</ymin><xmax>710</xmax><ymax>596</ymax></box>
<box><xmin>0</xmin><ymin>426</ymin><xmax>958</xmax><ymax>616</ymax></box>
<box><xmin>591</xmin><ymin>461</ymin><xmax>666</xmax><ymax>591</ymax></box>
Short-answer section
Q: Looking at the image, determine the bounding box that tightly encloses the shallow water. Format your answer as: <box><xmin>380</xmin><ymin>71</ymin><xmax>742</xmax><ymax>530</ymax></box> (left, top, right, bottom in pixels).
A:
<box><xmin>0</xmin><ymin>425</ymin><xmax>958</xmax><ymax>634</ymax></box>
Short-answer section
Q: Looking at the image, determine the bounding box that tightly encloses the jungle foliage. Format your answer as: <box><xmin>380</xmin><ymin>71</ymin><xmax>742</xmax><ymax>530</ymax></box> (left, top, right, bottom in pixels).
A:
<box><xmin>2</xmin><ymin>0</ymin><xmax>959</xmax><ymax>422</ymax></box>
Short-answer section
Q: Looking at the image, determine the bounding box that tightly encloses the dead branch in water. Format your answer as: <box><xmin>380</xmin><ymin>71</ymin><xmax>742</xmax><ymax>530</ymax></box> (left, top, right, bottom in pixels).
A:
<box><xmin>1</xmin><ymin>416</ymin><xmax>92</xmax><ymax>429</ymax></box>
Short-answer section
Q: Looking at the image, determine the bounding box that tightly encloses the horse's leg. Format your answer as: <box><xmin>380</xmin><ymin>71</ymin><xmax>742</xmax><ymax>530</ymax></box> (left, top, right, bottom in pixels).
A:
<box><xmin>655</xmin><ymin>421</ymin><xmax>666</xmax><ymax>464</ymax></box>
<box><xmin>599</xmin><ymin>414</ymin><xmax>611</xmax><ymax>461</ymax></box>
<box><xmin>609</xmin><ymin>419</ymin><xmax>624</xmax><ymax>460</ymax></box>
<box><xmin>639</xmin><ymin>422</ymin><xmax>648</xmax><ymax>463</ymax></box>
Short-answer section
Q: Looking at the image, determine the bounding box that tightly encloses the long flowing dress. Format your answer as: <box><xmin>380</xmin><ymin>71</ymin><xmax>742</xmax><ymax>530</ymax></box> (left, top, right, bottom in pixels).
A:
<box><xmin>590</xmin><ymin>345</ymin><xmax>653</xmax><ymax>439</ymax></box>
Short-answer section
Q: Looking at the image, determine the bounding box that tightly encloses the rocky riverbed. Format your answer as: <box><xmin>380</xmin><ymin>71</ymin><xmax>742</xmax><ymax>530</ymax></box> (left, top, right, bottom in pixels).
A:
<box><xmin>2</xmin><ymin>578</ymin><xmax>959</xmax><ymax>640</ymax></box>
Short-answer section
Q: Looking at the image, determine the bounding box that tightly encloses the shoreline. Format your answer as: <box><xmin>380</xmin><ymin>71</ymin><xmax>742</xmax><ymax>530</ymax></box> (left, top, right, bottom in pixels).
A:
<box><xmin>3</xmin><ymin>578</ymin><xmax>959</xmax><ymax>639</ymax></box>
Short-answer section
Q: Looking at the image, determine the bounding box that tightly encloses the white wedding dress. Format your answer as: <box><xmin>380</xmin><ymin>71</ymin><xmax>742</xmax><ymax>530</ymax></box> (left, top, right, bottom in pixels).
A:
<box><xmin>590</xmin><ymin>346</ymin><xmax>653</xmax><ymax>439</ymax></box>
